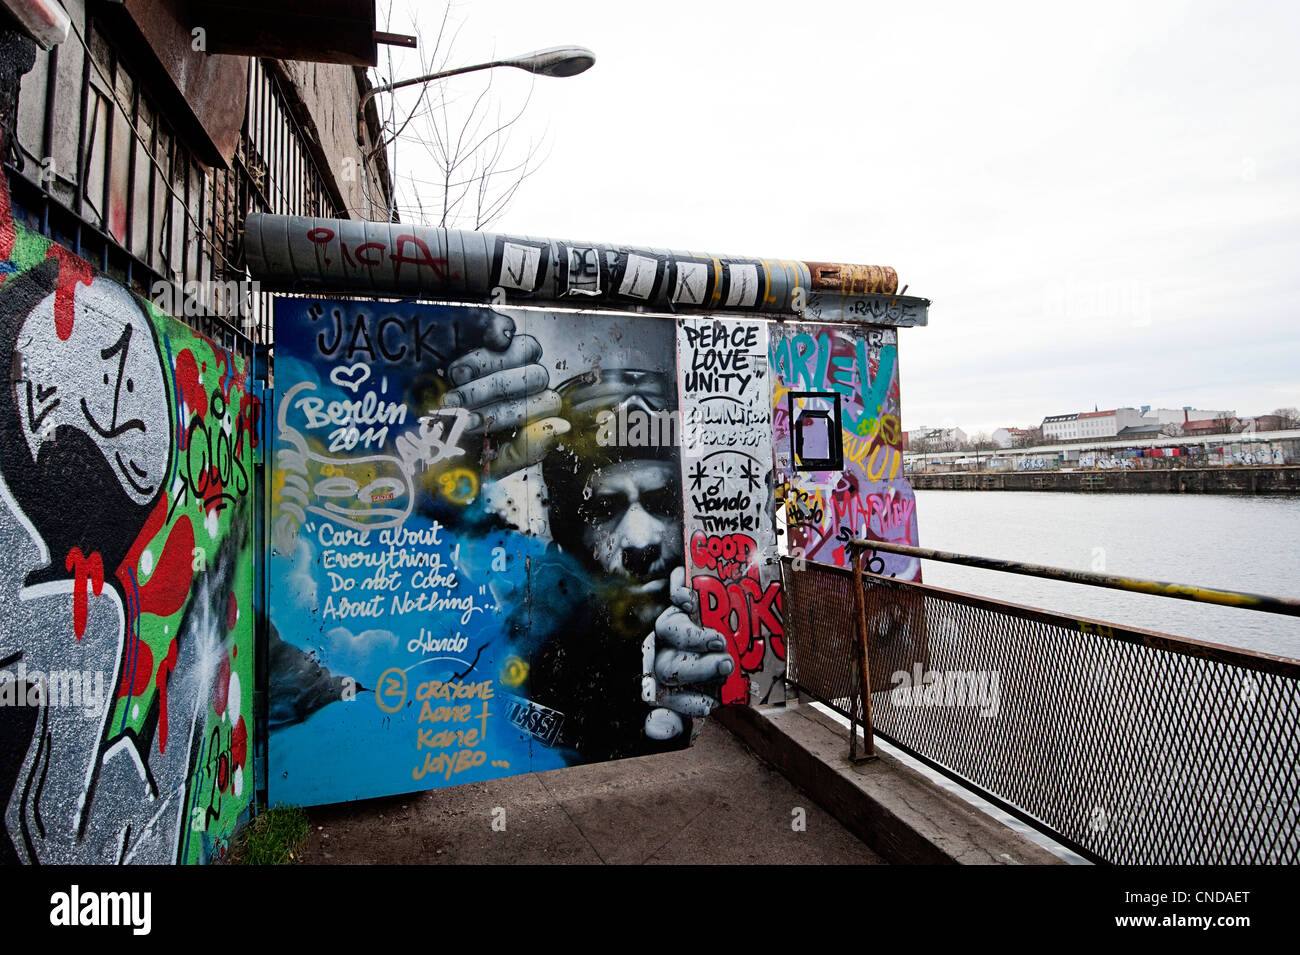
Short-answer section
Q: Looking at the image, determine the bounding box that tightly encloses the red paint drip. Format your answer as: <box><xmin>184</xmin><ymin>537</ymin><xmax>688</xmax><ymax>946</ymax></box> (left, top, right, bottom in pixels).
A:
<box><xmin>0</xmin><ymin>175</ymin><xmax>15</xmax><ymax>269</ymax></box>
<box><xmin>232</xmin><ymin>716</ymin><xmax>248</xmax><ymax>768</ymax></box>
<box><xmin>155</xmin><ymin>639</ymin><xmax>179</xmax><ymax>754</ymax></box>
<box><xmin>213</xmin><ymin>654</ymin><xmax>231</xmax><ymax>717</ymax></box>
<box><xmin>64</xmin><ymin>548</ymin><xmax>104</xmax><ymax>639</ymax></box>
<box><xmin>116</xmin><ymin>638</ymin><xmax>154</xmax><ymax>699</ymax></box>
<box><xmin>175</xmin><ymin>349</ymin><xmax>207</xmax><ymax>419</ymax></box>
<box><xmin>43</xmin><ymin>245</ymin><xmax>95</xmax><ymax>341</ymax></box>
<box><xmin>237</xmin><ymin>392</ymin><xmax>262</xmax><ymax>450</ymax></box>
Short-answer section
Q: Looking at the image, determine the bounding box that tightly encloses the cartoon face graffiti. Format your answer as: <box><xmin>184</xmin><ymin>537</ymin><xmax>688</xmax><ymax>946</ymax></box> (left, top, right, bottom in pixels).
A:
<box><xmin>0</xmin><ymin>262</ymin><xmax>174</xmax><ymax>586</ymax></box>
<box><xmin>17</xmin><ymin>278</ymin><xmax>172</xmax><ymax>505</ymax></box>
<box><xmin>0</xmin><ymin>233</ymin><xmax>254</xmax><ymax>865</ymax></box>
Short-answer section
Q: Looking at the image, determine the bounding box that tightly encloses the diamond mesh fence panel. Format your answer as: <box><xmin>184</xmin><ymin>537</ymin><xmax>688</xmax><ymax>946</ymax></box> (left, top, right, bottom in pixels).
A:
<box><xmin>781</xmin><ymin>556</ymin><xmax>1300</xmax><ymax>865</ymax></box>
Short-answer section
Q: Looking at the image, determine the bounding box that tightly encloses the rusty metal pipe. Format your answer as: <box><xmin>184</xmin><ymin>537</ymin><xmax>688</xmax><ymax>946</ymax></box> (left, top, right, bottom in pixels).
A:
<box><xmin>242</xmin><ymin>212</ymin><xmax>921</xmax><ymax>321</ymax></box>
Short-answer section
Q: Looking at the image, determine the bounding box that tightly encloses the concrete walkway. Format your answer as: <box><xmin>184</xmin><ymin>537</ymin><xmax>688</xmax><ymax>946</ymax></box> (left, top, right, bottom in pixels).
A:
<box><xmin>299</xmin><ymin>718</ymin><xmax>884</xmax><ymax>865</ymax></box>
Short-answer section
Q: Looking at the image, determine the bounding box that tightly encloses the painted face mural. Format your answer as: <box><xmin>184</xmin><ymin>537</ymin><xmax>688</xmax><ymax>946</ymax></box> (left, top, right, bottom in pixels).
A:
<box><xmin>544</xmin><ymin>369</ymin><xmax>685</xmax><ymax>632</ymax></box>
<box><xmin>269</xmin><ymin>301</ymin><xmax>735</xmax><ymax>805</ymax></box>
<box><xmin>0</xmin><ymin>214</ymin><xmax>256</xmax><ymax>864</ymax></box>
<box><xmin>580</xmin><ymin>459</ymin><xmax>682</xmax><ymax>580</ymax></box>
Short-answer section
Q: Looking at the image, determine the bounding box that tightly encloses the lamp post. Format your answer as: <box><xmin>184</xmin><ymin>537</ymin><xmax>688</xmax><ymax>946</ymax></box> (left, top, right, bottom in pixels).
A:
<box><xmin>359</xmin><ymin>45</ymin><xmax>596</xmax><ymax>118</ymax></box>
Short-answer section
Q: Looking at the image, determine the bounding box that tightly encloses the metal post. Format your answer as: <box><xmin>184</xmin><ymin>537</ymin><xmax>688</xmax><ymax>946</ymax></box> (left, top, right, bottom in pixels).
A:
<box><xmin>850</xmin><ymin>544</ymin><xmax>877</xmax><ymax>762</ymax></box>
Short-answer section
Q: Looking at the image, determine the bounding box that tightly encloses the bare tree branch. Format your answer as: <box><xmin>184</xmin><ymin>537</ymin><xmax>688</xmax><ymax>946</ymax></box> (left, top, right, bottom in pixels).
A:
<box><xmin>366</xmin><ymin>1</ymin><xmax>547</xmax><ymax>231</ymax></box>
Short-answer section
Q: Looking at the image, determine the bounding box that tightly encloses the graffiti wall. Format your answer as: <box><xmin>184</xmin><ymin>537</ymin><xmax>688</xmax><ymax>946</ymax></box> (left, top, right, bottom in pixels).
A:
<box><xmin>0</xmin><ymin>191</ymin><xmax>256</xmax><ymax>863</ymax></box>
<box><xmin>268</xmin><ymin>299</ymin><xmax>736</xmax><ymax>805</ymax></box>
<box><xmin>770</xmin><ymin>323</ymin><xmax>921</xmax><ymax>580</ymax></box>
<box><xmin>676</xmin><ymin>317</ymin><xmax>784</xmax><ymax>705</ymax></box>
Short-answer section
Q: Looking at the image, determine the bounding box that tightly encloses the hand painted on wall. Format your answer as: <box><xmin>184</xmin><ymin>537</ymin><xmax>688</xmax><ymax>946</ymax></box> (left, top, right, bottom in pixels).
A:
<box><xmin>770</xmin><ymin>324</ymin><xmax>921</xmax><ymax>581</ymax></box>
<box><xmin>0</xmin><ymin>187</ymin><xmax>256</xmax><ymax>864</ymax></box>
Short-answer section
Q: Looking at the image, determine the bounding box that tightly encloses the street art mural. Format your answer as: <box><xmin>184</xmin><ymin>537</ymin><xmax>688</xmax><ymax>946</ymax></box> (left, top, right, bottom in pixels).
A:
<box><xmin>770</xmin><ymin>323</ymin><xmax>921</xmax><ymax>581</ymax></box>
<box><xmin>0</xmin><ymin>189</ymin><xmax>256</xmax><ymax>863</ymax></box>
<box><xmin>269</xmin><ymin>299</ymin><xmax>735</xmax><ymax>805</ymax></box>
<box><xmin>676</xmin><ymin>317</ymin><xmax>784</xmax><ymax>705</ymax></box>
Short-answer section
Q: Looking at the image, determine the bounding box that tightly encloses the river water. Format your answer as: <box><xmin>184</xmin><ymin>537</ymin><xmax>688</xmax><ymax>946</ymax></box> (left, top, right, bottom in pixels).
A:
<box><xmin>910</xmin><ymin>490</ymin><xmax>1300</xmax><ymax>660</ymax></box>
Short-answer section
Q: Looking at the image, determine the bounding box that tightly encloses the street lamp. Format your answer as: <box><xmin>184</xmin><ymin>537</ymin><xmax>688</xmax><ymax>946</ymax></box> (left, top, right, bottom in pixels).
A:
<box><xmin>359</xmin><ymin>45</ymin><xmax>596</xmax><ymax>117</ymax></box>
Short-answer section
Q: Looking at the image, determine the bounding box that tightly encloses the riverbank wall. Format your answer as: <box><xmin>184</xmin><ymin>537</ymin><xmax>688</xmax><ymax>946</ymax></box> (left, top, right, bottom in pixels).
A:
<box><xmin>909</xmin><ymin>466</ymin><xmax>1300</xmax><ymax>494</ymax></box>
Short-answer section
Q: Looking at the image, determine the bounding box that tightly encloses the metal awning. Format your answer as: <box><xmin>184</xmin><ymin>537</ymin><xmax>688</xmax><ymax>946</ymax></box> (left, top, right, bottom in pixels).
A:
<box><xmin>191</xmin><ymin>1</ymin><xmax>412</xmax><ymax>66</ymax></box>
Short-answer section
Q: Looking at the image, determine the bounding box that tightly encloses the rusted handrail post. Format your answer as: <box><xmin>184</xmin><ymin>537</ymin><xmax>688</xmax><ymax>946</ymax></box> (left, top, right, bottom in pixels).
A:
<box><xmin>849</xmin><ymin>543</ymin><xmax>877</xmax><ymax>761</ymax></box>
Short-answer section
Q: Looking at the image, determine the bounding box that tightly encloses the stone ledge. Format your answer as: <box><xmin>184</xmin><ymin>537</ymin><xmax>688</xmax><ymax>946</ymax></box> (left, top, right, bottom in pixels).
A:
<box><xmin>715</xmin><ymin>702</ymin><xmax>1065</xmax><ymax>865</ymax></box>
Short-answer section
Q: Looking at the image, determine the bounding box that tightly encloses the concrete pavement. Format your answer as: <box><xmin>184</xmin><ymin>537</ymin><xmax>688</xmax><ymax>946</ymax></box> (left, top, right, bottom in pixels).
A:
<box><xmin>298</xmin><ymin>715</ymin><xmax>885</xmax><ymax>865</ymax></box>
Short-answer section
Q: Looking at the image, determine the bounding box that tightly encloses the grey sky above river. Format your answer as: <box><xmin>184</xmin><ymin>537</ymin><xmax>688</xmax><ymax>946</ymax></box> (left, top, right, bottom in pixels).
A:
<box><xmin>376</xmin><ymin>0</ymin><xmax>1300</xmax><ymax>436</ymax></box>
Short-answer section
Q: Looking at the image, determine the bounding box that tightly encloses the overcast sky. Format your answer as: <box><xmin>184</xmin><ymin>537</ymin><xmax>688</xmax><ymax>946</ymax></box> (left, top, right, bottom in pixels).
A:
<box><xmin>375</xmin><ymin>0</ymin><xmax>1300</xmax><ymax>434</ymax></box>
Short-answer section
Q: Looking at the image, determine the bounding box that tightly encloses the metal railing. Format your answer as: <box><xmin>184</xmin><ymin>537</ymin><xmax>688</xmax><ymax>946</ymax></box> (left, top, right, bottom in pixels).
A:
<box><xmin>779</xmin><ymin>541</ymin><xmax>1300</xmax><ymax>865</ymax></box>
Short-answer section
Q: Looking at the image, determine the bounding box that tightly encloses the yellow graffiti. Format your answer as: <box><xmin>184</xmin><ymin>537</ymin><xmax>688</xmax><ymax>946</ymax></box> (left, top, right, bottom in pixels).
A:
<box><xmin>879</xmin><ymin>414</ymin><xmax>900</xmax><ymax>445</ymax></box>
<box><xmin>375</xmin><ymin>667</ymin><xmax>407</xmax><ymax>713</ymax></box>
<box><xmin>501</xmin><ymin>654</ymin><xmax>529</xmax><ymax>688</ymax></box>
<box><xmin>760</xmin><ymin>258</ymin><xmax>806</xmax><ymax>306</ymax></box>
<box><xmin>436</xmin><ymin>467</ymin><xmax>479</xmax><ymax>505</ymax></box>
<box><xmin>844</xmin><ymin>433</ymin><xmax>873</xmax><ymax>467</ymax></box>
<box><xmin>866</xmin><ymin>446</ymin><xmax>901</xmax><ymax>482</ymax></box>
<box><xmin>785</xmin><ymin>487</ymin><xmax>826</xmax><ymax>525</ymax></box>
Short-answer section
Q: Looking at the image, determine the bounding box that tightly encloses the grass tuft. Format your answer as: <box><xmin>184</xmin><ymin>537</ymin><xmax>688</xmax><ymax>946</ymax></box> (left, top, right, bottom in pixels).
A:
<box><xmin>225</xmin><ymin>805</ymin><xmax>310</xmax><ymax>865</ymax></box>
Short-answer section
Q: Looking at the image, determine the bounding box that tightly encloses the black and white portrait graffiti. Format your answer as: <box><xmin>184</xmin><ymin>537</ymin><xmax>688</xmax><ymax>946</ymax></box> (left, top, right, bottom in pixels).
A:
<box><xmin>438</xmin><ymin>312</ymin><xmax>735</xmax><ymax>761</ymax></box>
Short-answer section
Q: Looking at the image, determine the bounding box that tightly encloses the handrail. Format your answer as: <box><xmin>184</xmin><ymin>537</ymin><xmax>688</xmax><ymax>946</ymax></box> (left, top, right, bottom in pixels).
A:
<box><xmin>848</xmin><ymin>538</ymin><xmax>1300</xmax><ymax>617</ymax></box>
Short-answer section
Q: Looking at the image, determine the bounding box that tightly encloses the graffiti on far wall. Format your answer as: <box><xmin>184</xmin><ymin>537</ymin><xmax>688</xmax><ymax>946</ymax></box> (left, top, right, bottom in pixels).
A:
<box><xmin>770</xmin><ymin>323</ymin><xmax>920</xmax><ymax>581</ymax></box>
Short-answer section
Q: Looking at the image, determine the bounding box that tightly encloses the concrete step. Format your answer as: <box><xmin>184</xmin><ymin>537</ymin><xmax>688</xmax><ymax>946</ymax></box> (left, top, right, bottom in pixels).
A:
<box><xmin>716</xmin><ymin>702</ymin><xmax>1065</xmax><ymax>865</ymax></box>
